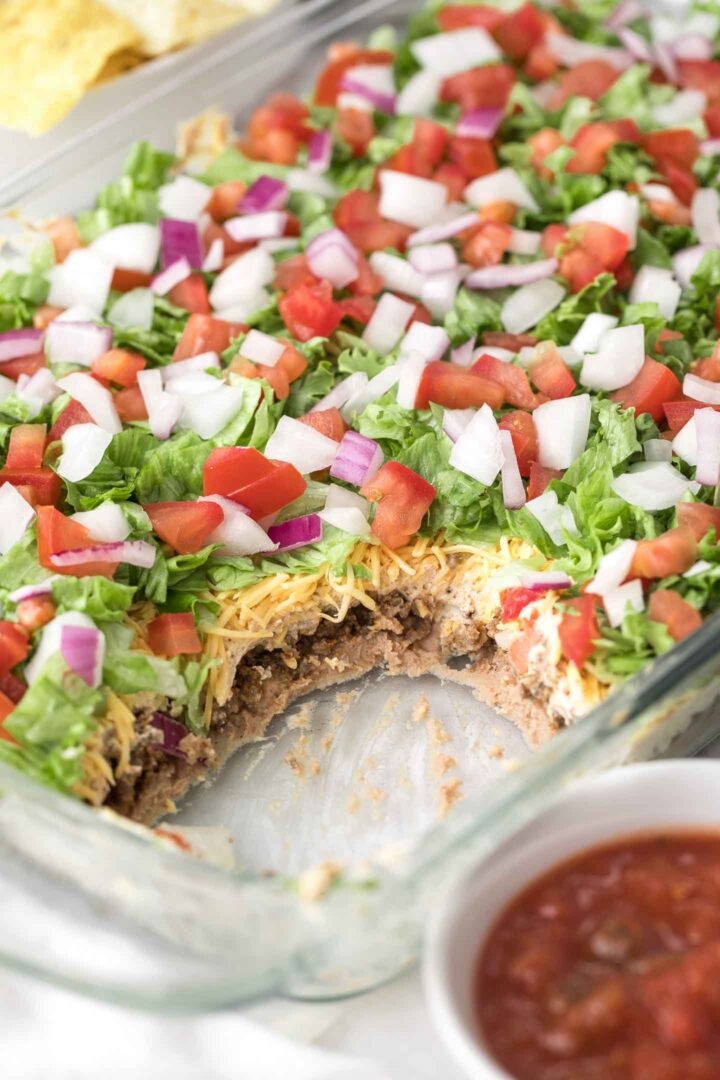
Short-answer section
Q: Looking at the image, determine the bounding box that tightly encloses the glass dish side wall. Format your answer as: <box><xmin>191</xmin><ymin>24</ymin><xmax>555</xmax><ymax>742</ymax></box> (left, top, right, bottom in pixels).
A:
<box><xmin>0</xmin><ymin>0</ymin><xmax>718</xmax><ymax>1008</ymax></box>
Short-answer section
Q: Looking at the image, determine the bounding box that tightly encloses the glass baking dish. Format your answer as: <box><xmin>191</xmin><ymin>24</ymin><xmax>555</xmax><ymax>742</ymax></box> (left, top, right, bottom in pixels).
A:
<box><xmin>0</xmin><ymin>0</ymin><xmax>717</xmax><ymax>1010</ymax></box>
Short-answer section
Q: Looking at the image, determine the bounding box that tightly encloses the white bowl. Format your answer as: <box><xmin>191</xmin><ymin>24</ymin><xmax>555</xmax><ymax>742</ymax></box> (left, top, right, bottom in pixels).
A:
<box><xmin>423</xmin><ymin>759</ymin><xmax>720</xmax><ymax>1080</ymax></box>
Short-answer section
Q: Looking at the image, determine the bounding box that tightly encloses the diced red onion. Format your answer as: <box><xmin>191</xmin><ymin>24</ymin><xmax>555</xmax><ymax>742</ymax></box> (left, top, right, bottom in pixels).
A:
<box><xmin>570</xmin><ymin>312</ymin><xmax>618</xmax><ymax>355</ymax></box>
<box><xmin>630</xmin><ymin>265</ymin><xmax>681</xmax><ymax>320</ymax></box>
<box><xmin>47</xmin><ymin>250</ymin><xmax>113</xmax><ymax>315</ymax></box>
<box><xmin>138</xmin><ymin>369</ymin><xmax>181</xmax><ymax>440</ymax></box>
<box><xmin>50</xmin><ymin>540</ymin><xmax>156</xmax><ymax>569</ymax></box>
<box><xmin>407</xmin><ymin>211</ymin><xmax>479</xmax><ymax>248</ymax></box>
<box><xmin>151</xmin><ymin>257</ymin><xmax>192</xmax><ymax>296</ymax></box>
<box><xmin>239</xmin><ymin>176</ymin><xmax>288</xmax><ymax>215</ymax></box>
<box><xmin>465</xmin><ymin>258</ymin><xmax>558</xmax><ymax>291</ymax></box>
<box><xmin>456</xmin><ymin>107</ymin><xmax>503</xmax><ymax>140</ymax></box>
<box><xmin>603</xmin><ymin>579</ymin><xmax>644</xmax><ymax>628</ymax></box>
<box><xmin>399</xmin><ymin>321</ymin><xmax>450</xmax><ymax>363</ymax></box>
<box><xmin>240</xmin><ymin>329</ymin><xmax>285</xmax><ymax>368</ymax></box>
<box><xmin>442</xmin><ymin>407</ymin><xmax>475</xmax><ymax>442</ymax></box>
<box><xmin>342</xmin><ymin>365</ymin><xmax>400</xmax><ymax>418</ymax></box>
<box><xmin>611</xmin><ymin>462</ymin><xmax>700</xmax><ymax>510</ymax></box>
<box><xmin>501</xmin><ymin>279</ymin><xmax>566</xmax><ymax>335</ymax></box>
<box><xmin>362</xmin><ymin>292</ymin><xmax>415</xmax><ymax>354</ymax></box>
<box><xmin>158</xmin><ymin>176</ymin><xmax>210</xmax><ymax>222</ymax></box>
<box><xmin>108</xmin><ymin>288</ymin><xmax>154</xmax><ymax>332</ymax></box>
<box><xmin>8</xmin><ymin>578</ymin><xmax>55</xmax><ymax>604</ymax></box>
<box><xmin>691</xmin><ymin>187</ymin><xmax>720</xmax><ymax>246</ymax></box>
<box><xmin>225</xmin><ymin>211</ymin><xmax>288</xmax><ymax>244</ymax></box>
<box><xmin>199</xmin><ymin>493</ymin><xmax>277</xmax><ymax>555</ymax></box>
<box><xmin>700</xmin><ymin>138</ymin><xmax>720</xmax><ymax>157</ymax></box>
<box><xmin>209</xmin><ymin>246</ymin><xmax>275</xmax><ymax>311</ymax></box>
<box><xmin>308</xmin><ymin>130</ymin><xmax>332</xmax><ymax>174</ymax></box>
<box><xmin>684</xmin><ymin>372</ymin><xmax>720</xmax><ymax>405</ymax></box>
<box><xmin>500</xmin><ymin>429</ymin><xmax>526</xmax><ymax>510</ymax></box>
<box><xmin>395</xmin><ymin>69</ymin><xmax>441</xmax><ymax>118</ymax></box>
<box><xmin>159</xmin><ymin>218</ymin><xmax>203</xmax><ymax>270</ymax></box>
<box><xmin>369</xmin><ymin>252</ymin><xmax>425</xmax><ymax>299</ymax></box>
<box><xmin>534</xmin><ymin>394</ymin><xmax>591</xmax><ymax>469</ymax></box>
<box><xmin>673</xmin><ymin>33</ymin><xmax>713</xmax><ymax>61</ymax></box>
<box><xmin>507</xmin><ymin>229</ymin><xmax>542</xmax><ymax>256</ymax></box>
<box><xmin>408</xmin><ymin>242</ymin><xmax>457</xmax><ymax>275</ymax></box>
<box><xmin>0</xmin><ymin>328</ymin><xmax>44</xmax><ymax>362</ymax></box>
<box><xmin>378</xmin><ymin>170</ymin><xmax>448</xmax><ymax>229</ymax></box>
<box><xmin>568</xmin><ymin>191</ymin><xmax>639</xmax><ymax>248</ymax></box>
<box><xmin>465</xmin><ymin>167</ymin><xmax>538</xmax><ymax>212</ymax></box>
<box><xmin>519</xmin><ymin>570</ymin><xmax>572</xmax><ymax>593</ymax></box>
<box><xmin>71</xmin><ymin>503</ymin><xmax>130</xmax><ymax>543</ymax></box>
<box><xmin>653</xmin><ymin>40</ymin><xmax>678</xmax><ymax>84</ymax></box>
<box><xmin>267</xmin><ymin>513</ymin><xmax>323</xmax><ymax>552</ymax></box>
<box><xmin>306</xmin><ymin>228</ymin><xmax>359</xmax><ymax>289</ymax></box>
<box><xmin>617</xmin><ymin>27</ymin><xmax>653</xmax><ymax>63</ymax></box>
<box><xmin>340</xmin><ymin>65</ymin><xmax>396</xmax><ymax>114</ymax></box>
<box><xmin>0</xmin><ymin>482</ymin><xmax>35</xmax><ymax>555</ymax></box>
<box><xmin>60</xmin><ymin>624</ymin><xmax>104</xmax><ymax>688</ymax></box>
<box><xmin>57</xmin><ymin>372</ymin><xmax>121</xmax><ymax>434</ymax></box>
<box><xmin>451</xmin><ymin>337</ymin><xmax>476</xmax><ymax>368</ymax></box>
<box><xmin>45</xmin><ymin>321</ymin><xmax>112</xmax><ymax>367</ymax></box>
<box><xmin>310</xmin><ymin>371</ymin><xmax>368</xmax><ymax>414</ymax></box>
<box><xmin>90</xmin><ymin>223</ymin><xmax>160</xmax><ymax>274</ymax></box>
<box><xmin>202</xmin><ymin>237</ymin><xmax>224</xmax><ymax>272</ymax></box>
<box><xmin>693</xmin><ymin>407</ymin><xmax>720</xmax><ymax>486</ymax></box>
<box><xmin>672</xmin><ymin>244</ymin><xmax>714</xmax><ymax>289</ymax></box>
<box><xmin>25</xmin><ymin>612</ymin><xmax>93</xmax><ymax>686</ymax></box>
<box><xmin>264</xmin><ymin>415</ymin><xmax>339</xmax><ymax>473</ymax></box>
<box><xmin>580</xmin><ymin>324</ymin><xmax>645</xmax><ymax>391</ymax></box>
<box><xmin>150</xmin><ymin>712</ymin><xmax>189</xmax><ymax>759</ymax></box>
<box><xmin>330</xmin><ymin>431</ymin><xmax>383</xmax><ymax>486</ymax></box>
<box><xmin>586</xmin><ymin>539</ymin><xmax>637</xmax><ymax>596</ymax></box>
<box><xmin>607</xmin><ymin>0</ymin><xmax>644</xmax><ymax>30</ymax></box>
<box><xmin>546</xmin><ymin>30</ymin><xmax>632</xmax><ymax>70</ymax></box>
<box><xmin>410</xmin><ymin>27</ymin><xmax>501</xmax><ymax>77</ymax></box>
<box><xmin>449</xmin><ymin>403</ymin><xmax>503</xmax><ymax>486</ymax></box>
<box><xmin>56</xmin><ymin>423</ymin><xmax>112</xmax><ymax>483</ymax></box>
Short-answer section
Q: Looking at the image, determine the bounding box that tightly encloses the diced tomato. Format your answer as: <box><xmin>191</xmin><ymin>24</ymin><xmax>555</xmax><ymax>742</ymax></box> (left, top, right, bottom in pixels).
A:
<box><xmin>333</xmin><ymin>190</ymin><xmax>413</xmax><ymax>253</ymax></box>
<box><xmin>448</xmin><ymin>136</ymin><xmax>497</xmax><ymax>179</ymax></box>
<box><xmin>0</xmin><ymin>352</ymin><xmax>46</xmax><ymax>381</ymax></box>
<box><xmin>529</xmin><ymin>343</ymin><xmax>576</xmax><ymax>399</ymax></box>
<box><xmin>231</xmin><ymin>356</ymin><xmax>290</xmax><ymax>399</ymax></box>
<box><xmin>43</xmin><ymin>217</ymin><xmax>81</xmax><ymax>263</ymax></box>
<box><xmin>273</xmin><ymin>254</ymin><xmax>318</xmax><ymax>292</ymax></box>
<box><xmin>299</xmin><ymin>408</ymin><xmax>347</xmax><ymax>442</ymax></box>
<box><xmin>385</xmin><ymin>143</ymin><xmax>422</xmax><ymax>176</ymax></box>
<box><xmin>47</xmin><ymin>399</ymin><xmax>93</xmax><ymax>444</ymax></box>
<box><xmin>472</xmin><ymin>354</ymin><xmax>535</xmax><ymax>409</ymax></box>
<box><xmin>613</xmin><ymin>255</ymin><xmax>634</xmax><ymax>291</ymax></box>
<box><xmin>501</xmin><ymin>586</ymin><xmax>540</xmax><ymax>622</ymax></box>
<box><xmin>6</xmin><ymin>424</ymin><xmax>46</xmax><ymax>470</ymax></box>
<box><xmin>413</xmin><ymin>119</ymin><xmax>449</xmax><ymax>172</ymax></box>
<box><xmin>541</xmin><ymin>223</ymin><xmax>569</xmax><ymax>258</ymax></box>
<box><xmin>349</xmin><ymin>254</ymin><xmax>383</xmax><ymax>297</ymax></box>
<box><xmin>0</xmin><ymin>621</ymin><xmax>29</xmax><ymax>677</ymax></box>
<box><xmin>243</xmin><ymin>93</ymin><xmax>312</xmax><ymax>163</ymax></box>
<box><xmin>643</xmin><ymin>129</ymin><xmax>699</xmax><ymax>170</ymax></box>
<box><xmin>334</xmin><ymin>189</ymin><xmax>379</xmax><ymax>230</ymax></box>
<box><xmin>693</xmin><ymin>353</ymin><xmax>720</xmax><ymax>382</ymax></box>
<box><xmin>173</xmin><ymin>314</ymin><xmax>247</xmax><ymax>361</ymax></box>
<box><xmin>314</xmin><ymin>48</ymin><xmax>393</xmax><ymax>106</ymax></box>
<box><xmin>0</xmin><ymin>467</ymin><xmax>61</xmax><ymax>507</ymax></box>
<box><xmin>168</xmin><ymin>274</ymin><xmax>210</xmax><ymax>314</ymax></box>
<box><xmin>649</xmin><ymin>589</ymin><xmax>702</xmax><ymax>642</ymax></box>
<box><xmin>433</xmin><ymin>162</ymin><xmax>469</xmax><ymax>200</ymax></box>
<box><xmin>549</xmin><ymin>60</ymin><xmax>619</xmax><ymax>110</ymax></box>
<box><xmin>529</xmin><ymin>128</ymin><xmax>565</xmax><ymax>178</ymax></box>
<box><xmin>0</xmin><ymin>672</ymin><xmax>26</xmax><ymax>704</ymax></box>
<box><xmin>279</xmin><ymin>280</ymin><xmax>343</xmax><ymax>341</ymax></box>
<box><xmin>559</xmin><ymin>247</ymin><xmax>605</xmax><ymax>293</ymax></box>
<box><xmin>415</xmin><ymin>361</ymin><xmax>505</xmax><ymax>411</ymax></box>
<box><xmin>494</xmin><ymin>3</ymin><xmax>546</xmax><ymax>61</ymax></box>
<box><xmin>277</xmin><ymin>340</ymin><xmax>308</xmax><ymax>382</ymax></box>
<box><xmin>15</xmin><ymin>596</ymin><xmax>56</xmax><ymax>633</ymax></box>
<box><xmin>558</xmin><ymin>222</ymin><xmax>629</xmax><ymax>291</ymax></box>
<box><xmin>242</xmin><ymin>128</ymin><xmax>300</xmax><ymax>166</ymax></box>
<box><xmin>676</xmin><ymin>501</ymin><xmax>720</xmax><ymax>542</ymax></box>
<box><xmin>203</xmin><ymin>446</ymin><xmax>273</xmax><ymax>497</ymax></box>
<box><xmin>678</xmin><ymin>59</ymin><xmax>720</xmax><ymax>103</ymax></box>
<box><xmin>441</xmin><ymin>64</ymin><xmax>516</xmax><ymax>111</ymax></box>
<box><xmin>438</xmin><ymin>4</ymin><xmax>505</xmax><ymax>32</ymax></box>
<box><xmin>337</xmin><ymin>295</ymin><xmax>376</xmax><ymax>325</ymax></box>
<box><xmin>36</xmin><ymin>506</ymin><xmax>119</xmax><ymax>577</ymax></box>
<box><xmin>508</xmin><ymin>624</ymin><xmax>542</xmax><ymax>675</ymax></box>
<box><xmin>462</xmin><ymin>221</ymin><xmax>512</xmax><ymax>268</ymax></box>
<box><xmin>631</xmin><ymin>526</ymin><xmax>698</xmax><ymax>579</ymax></box>
<box><xmin>611</xmin><ymin>357</ymin><xmax>682</xmax><ymax>424</ymax></box>
<box><xmin>528</xmin><ymin>462</ymin><xmax>562</xmax><ymax>499</ymax></box>
<box><xmin>499</xmin><ymin>410</ymin><xmax>538</xmax><ymax>477</ymax></box>
<box><xmin>524</xmin><ymin>43</ymin><xmax>558</xmax><ymax>81</ymax></box>
<box><xmin>360</xmin><ymin>461</ymin><xmax>436</xmax><ymax>549</ymax></box>
<box><xmin>147</xmin><ymin>613</ymin><xmax>201</xmax><ymax>657</ymax></box>
<box><xmin>656</xmin><ymin>328</ymin><xmax>684</xmax><ymax>353</ymax></box>
<box><xmin>115</xmin><ymin>386</ymin><xmax>148</xmax><ymax>422</ymax></box>
<box><xmin>33</xmin><ymin>305</ymin><xmax>64</xmax><ymax>330</ymax></box>
<box><xmin>91</xmin><ymin>348</ymin><xmax>146</xmax><ymax>388</ymax></box>
<box><xmin>111</xmin><ymin>268</ymin><xmax>153</xmax><ymax>293</ymax></box>
<box><xmin>705</xmin><ymin>103</ymin><xmax>720</xmax><ymax>136</ymax></box>
<box><xmin>144</xmin><ymin>500</ymin><xmax>223</xmax><ymax>555</ymax></box>
<box><xmin>558</xmin><ymin>595</ymin><xmax>600</xmax><ymax>669</ymax></box>
<box><xmin>655</xmin><ymin>158</ymin><xmax>697</xmax><ymax>206</ymax></box>
<box><xmin>207</xmin><ymin>181</ymin><xmax>246</xmax><ymax>223</ymax></box>
<box><xmin>483</xmin><ymin>331</ymin><xmax>538</xmax><ymax>351</ymax></box>
<box><xmin>336</xmin><ymin>108</ymin><xmax>375</xmax><ymax>157</ymax></box>
<box><xmin>663</xmin><ymin>398</ymin><xmax>720</xmax><ymax>431</ymax></box>
<box><xmin>231</xmin><ymin>461</ymin><xmax>307</xmax><ymax>520</ymax></box>
<box><xmin>567</xmin><ymin>122</ymin><xmax>622</xmax><ymax>175</ymax></box>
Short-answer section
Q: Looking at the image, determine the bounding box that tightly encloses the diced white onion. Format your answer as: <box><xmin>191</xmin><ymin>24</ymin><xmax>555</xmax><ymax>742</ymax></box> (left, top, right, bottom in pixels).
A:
<box><xmin>603</xmin><ymin>579</ymin><xmax>645</xmax><ymax>628</ymax></box>
<box><xmin>534</xmin><ymin>394</ymin><xmax>591</xmax><ymax>469</ymax></box>
<box><xmin>465</xmin><ymin>167</ymin><xmax>538</xmax><ymax>213</ymax></box>
<box><xmin>568</xmin><ymin>191</ymin><xmax>639</xmax><ymax>250</ymax></box>
<box><xmin>199</xmin><ymin>494</ymin><xmax>276</xmax><ymax>556</ymax></box>
<box><xmin>396</xmin><ymin>350</ymin><xmax>429</xmax><ymax>410</ymax></box>
<box><xmin>395</xmin><ymin>69</ymin><xmax>441</xmax><ymax>117</ymax></box>
<box><xmin>171</xmin><ymin>376</ymin><xmax>246</xmax><ymax>440</ymax></box>
<box><xmin>158</xmin><ymin>176</ymin><xmax>211</xmax><ymax>221</ymax></box>
<box><xmin>362</xmin><ymin>293</ymin><xmax>415</xmax><ymax>354</ymax></box>
<box><xmin>90</xmin><ymin>223</ymin><xmax>160</xmax><ymax>273</ymax></box>
<box><xmin>691</xmin><ymin>187</ymin><xmax>720</xmax><ymax>247</ymax></box>
<box><xmin>0</xmin><ymin>483</ymin><xmax>35</xmax><ymax>554</ymax></box>
<box><xmin>108</xmin><ymin>287</ymin><xmax>154</xmax><ymax>331</ymax></box>
<box><xmin>570</xmin><ymin>312</ymin><xmax>618</xmax><ymax>355</ymax></box>
<box><xmin>71</xmin><ymin>503</ymin><xmax>130</xmax><ymax>543</ymax></box>
<box><xmin>369</xmin><ymin>251</ymin><xmax>425</xmax><ymax>299</ymax></box>
<box><xmin>449</xmin><ymin>403</ymin><xmax>503</xmax><ymax>486</ymax></box>
<box><xmin>611</xmin><ymin>462</ymin><xmax>700</xmax><ymax>510</ymax></box>
<box><xmin>239</xmin><ymin>329</ymin><xmax>285</xmax><ymax>368</ymax></box>
<box><xmin>645</xmin><ymin>438</ymin><xmax>673</xmax><ymax>462</ymax></box>
<box><xmin>653</xmin><ymin>89</ymin><xmax>707</xmax><ymax>128</ymax></box>
<box><xmin>525</xmin><ymin>490</ymin><xmax>578</xmax><ymax>546</ymax></box>
<box><xmin>580</xmin><ymin>324</ymin><xmax>645</xmax><ymax>392</ymax></box>
<box><xmin>47</xmin><ymin>250</ymin><xmax>113</xmax><ymax>315</ymax></box>
<box><xmin>499</xmin><ymin>429</ymin><xmax>526</xmax><ymax>510</ymax></box>
<box><xmin>629</xmin><ymin>266</ymin><xmax>681</xmax><ymax>320</ymax></box>
<box><xmin>342</xmin><ymin>365</ymin><xmax>400</xmax><ymax>418</ymax></box>
<box><xmin>378</xmin><ymin>170</ymin><xmax>448</xmax><ymax>228</ymax></box>
<box><xmin>672</xmin><ymin>417</ymin><xmax>698</xmax><ymax>466</ymax></box>
<box><xmin>694</xmin><ymin>406</ymin><xmax>720</xmax><ymax>485</ymax></box>
<box><xmin>137</xmin><ymin>368</ymin><xmax>181</xmax><ymax>440</ymax></box>
<box><xmin>317</xmin><ymin>506</ymin><xmax>371</xmax><ymax>536</ymax></box>
<box><xmin>410</xmin><ymin>27</ymin><xmax>501</xmax><ymax>77</ymax></box>
<box><xmin>286</xmin><ymin>169</ymin><xmax>338</xmax><ymax>198</ymax></box>
<box><xmin>263</xmin><ymin>415</ymin><xmax>339</xmax><ymax>473</ymax></box>
<box><xmin>163</xmin><ymin>351</ymin><xmax>220</xmax><ymax>381</ymax></box>
<box><xmin>325</xmin><ymin>485</ymin><xmax>370</xmax><ymax>513</ymax></box>
<box><xmin>684</xmin><ymin>373</ymin><xmax>720</xmax><ymax>405</ymax></box>
<box><xmin>501</xmin><ymin>279</ymin><xmax>566</xmax><ymax>335</ymax></box>
<box><xmin>586</xmin><ymin>539</ymin><xmax>637</xmax><ymax>596</ymax></box>
<box><xmin>399</xmin><ymin>322</ymin><xmax>449</xmax><ymax>362</ymax></box>
<box><xmin>209</xmin><ymin>246</ymin><xmax>275</xmax><ymax>312</ymax></box>
<box><xmin>508</xmin><ymin>229</ymin><xmax>542</xmax><ymax>256</ymax></box>
<box><xmin>56</xmin><ymin>373</ymin><xmax>121</xmax><ymax>434</ymax></box>
<box><xmin>202</xmin><ymin>237</ymin><xmax>224</xmax><ymax>272</ymax></box>
<box><xmin>57</xmin><ymin>423</ymin><xmax>113</xmax><ymax>482</ymax></box>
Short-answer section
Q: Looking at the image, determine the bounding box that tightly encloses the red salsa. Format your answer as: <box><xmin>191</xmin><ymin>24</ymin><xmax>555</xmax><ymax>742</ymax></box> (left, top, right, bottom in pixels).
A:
<box><xmin>476</xmin><ymin>833</ymin><xmax>720</xmax><ymax>1079</ymax></box>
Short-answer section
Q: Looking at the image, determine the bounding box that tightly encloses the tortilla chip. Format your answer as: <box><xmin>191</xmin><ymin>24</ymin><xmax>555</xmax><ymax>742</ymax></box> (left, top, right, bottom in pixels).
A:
<box><xmin>100</xmin><ymin>0</ymin><xmax>277</xmax><ymax>56</ymax></box>
<box><xmin>0</xmin><ymin>0</ymin><xmax>139</xmax><ymax>135</ymax></box>
<box><xmin>94</xmin><ymin>48</ymin><xmax>145</xmax><ymax>86</ymax></box>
